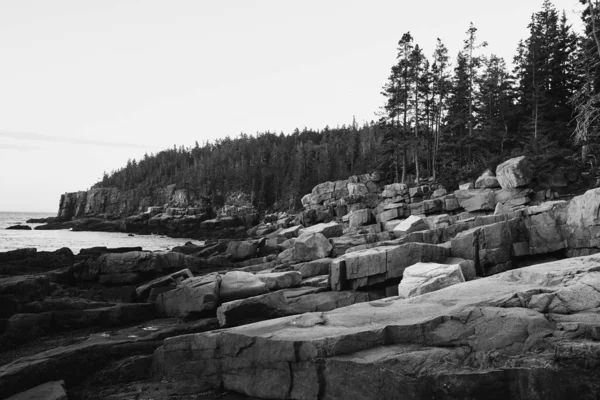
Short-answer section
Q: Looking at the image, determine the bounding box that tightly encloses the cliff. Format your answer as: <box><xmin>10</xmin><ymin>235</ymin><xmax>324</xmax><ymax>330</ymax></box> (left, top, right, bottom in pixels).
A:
<box><xmin>57</xmin><ymin>184</ymin><xmax>206</xmax><ymax>221</ymax></box>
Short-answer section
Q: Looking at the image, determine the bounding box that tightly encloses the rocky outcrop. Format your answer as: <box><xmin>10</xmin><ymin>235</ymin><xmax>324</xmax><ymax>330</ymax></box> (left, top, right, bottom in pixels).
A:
<box><xmin>57</xmin><ymin>185</ymin><xmax>204</xmax><ymax>221</ymax></box>
<box><xmin>0</xmin><ymin>248</ymin><xmax>74</xmax><ymax>276</ymax></box>
<box><xmin>6</xmin><ymin>155</ymin><xmax>600</xmax><ymax>399</ymax></box>
<box><xmin>52</xmin><ymin>184</ymin><xmax>261</xmax><ymax>240</ymax></box>
<box><xmin>154</xmin><ymin>255</ymin><xmax>600</xmax><ymax>400</ymax></box>
<box><xmin>330</xmin><ymin>242</ymin><xmax>450</xmax><ymax>290</ymax></box>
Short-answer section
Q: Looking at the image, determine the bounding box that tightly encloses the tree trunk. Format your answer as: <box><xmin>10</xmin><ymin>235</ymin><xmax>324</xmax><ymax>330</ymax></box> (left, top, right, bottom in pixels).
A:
<box><xmin>414</xmin><ymin>102</ymin><xmax>420</xmax><ymax>183</ymax></box>
<box><xmin>401</xmin><ymin>148</ymin><xmax>407</xmax><ymax>183</ymax></box>
<box><xmin>589</xmin><ymin>0</ymin><xmax>600</xmax><ymax>59</ymax></box>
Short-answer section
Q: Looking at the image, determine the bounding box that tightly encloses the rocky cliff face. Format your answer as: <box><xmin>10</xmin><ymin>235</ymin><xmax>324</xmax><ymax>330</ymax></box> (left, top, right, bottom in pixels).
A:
<box><xmin>57</xmin><ymin>185</ymin><xmax>204</xmax><ymax>221</ymax></box>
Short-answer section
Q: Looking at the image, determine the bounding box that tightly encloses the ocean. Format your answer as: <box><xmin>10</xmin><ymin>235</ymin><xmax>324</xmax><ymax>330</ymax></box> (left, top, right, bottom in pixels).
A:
<box><xmin>0</xmin><ymin>211</ymin><xmax>204</xmax><ymax>253</ymax></box>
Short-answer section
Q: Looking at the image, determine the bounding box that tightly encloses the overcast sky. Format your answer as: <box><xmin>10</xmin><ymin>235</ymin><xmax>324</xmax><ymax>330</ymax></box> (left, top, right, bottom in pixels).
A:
<box><xmin>0</xmin><ymin>0</ymin><xmax>584</xmax><ymax>212</ymax></box>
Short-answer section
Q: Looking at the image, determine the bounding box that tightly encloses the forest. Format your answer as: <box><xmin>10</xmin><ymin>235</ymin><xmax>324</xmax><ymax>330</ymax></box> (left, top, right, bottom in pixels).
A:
<box><xmin>94</xmin><ymin>0</ymin><xmax>600</xmax><ymax>212</ymax></box>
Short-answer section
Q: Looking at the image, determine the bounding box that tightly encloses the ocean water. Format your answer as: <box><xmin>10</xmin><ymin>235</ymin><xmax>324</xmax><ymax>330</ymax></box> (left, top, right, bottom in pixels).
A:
<box><xmin>0</xmin><ymin>211</ymin><xmax>204</xmax><ymax>253</ymax></box>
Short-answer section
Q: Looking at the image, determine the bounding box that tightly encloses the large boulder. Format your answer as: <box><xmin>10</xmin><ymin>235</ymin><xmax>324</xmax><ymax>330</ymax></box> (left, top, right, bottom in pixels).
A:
<box><xmin>431</xmin><ymin>188</ymin><xmax>447</xmax><ymax>198</ymax></box>
<box><xmin>496</xmin><ymin>156</ymin><xmax>533</xmax><ymax>189</ymax></box>
<box><xmin>474</xmin><ymin>170</ymin><xmax>500</xmax><ymax>189</ymax></box>
<box><xmin>454</xmin><ymin>189</ymin><xmax>496</xmax><ymax>212</ymax></box>
<box><xmin>444</xmin><ymin>257</ymin><xmax>476</xmax><ymax>281</ymax></box>
<box><xmin>494</xmin><ymin>188</ymin><xmax>532</xmax><ymax>214</ymax></box>
<box><xmin>294</xmin><ymin>232</ymin><xmax>333</xmax><ymax>262</ymax></box>
<box><xmin>155</xmin><ymin>273</ymin><xmax>221</xmax><ymax>317</ymax></box>
<box><xmin>348</xmin><ymin>209</ymin><xmax>372</xmax><ymax>227</ymax></box>
<box><xmin>450</xmin><ymin>218</ymin><xmax>521</xmax><ymax>276</ymax></box>
<box><xmin>381</xmin><ymin>183</ymin><xmax>408</xmax><ymax>198</ymax></box>
<box><xmin>397</xmin><ymin>262</ymin><xmax>465</xmax><ymax>298</ymax></box>
<box><xmin>393</xmin><ymin>215</ymin><xmax>428</xmax><ymax>238</ymax></box>
<box><xmin>347</xmin><ymin>182</ymin><xmax>369</xmax><ymax>197</ymax></box>
<box><xmin>226</xmin><ymin>241</ymin><xmax>257</xmax><ymax>261</ymax></box>
<box><xmin>219</xmin><ymin>271</ymin><xmax>268</xmax><ymax>302</ymax></box>
<box><xmin>562</xmin><ymin>188</ymin><xmax>600</xmax><ymax>252</ymax></box>
<box><xmin>276</xmin><ymin>247</ymin><xmax>295</xmax><ymax>264</ymax></box>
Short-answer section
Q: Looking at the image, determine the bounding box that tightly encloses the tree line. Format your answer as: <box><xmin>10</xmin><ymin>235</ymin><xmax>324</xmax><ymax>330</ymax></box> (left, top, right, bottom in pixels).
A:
<box><xmin>95</xmin><ymin>0</ymin><xmax>600</xmax><ymax>211</ymax></box>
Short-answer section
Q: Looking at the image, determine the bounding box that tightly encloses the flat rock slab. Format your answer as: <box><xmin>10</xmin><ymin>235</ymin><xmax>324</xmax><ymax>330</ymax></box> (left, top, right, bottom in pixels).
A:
<box><xmin>284</xmin><ymin>290</ymin><xmax>374</xmax><ymax>315</ymax></box>
<box><xmin>155</xmin><ymin>255</ymin><xmax>600</xmax><ymax>399</ymax></box>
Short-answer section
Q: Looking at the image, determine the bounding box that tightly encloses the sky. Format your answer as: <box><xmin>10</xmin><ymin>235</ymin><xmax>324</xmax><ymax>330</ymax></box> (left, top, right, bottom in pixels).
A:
<box><xmin>0</xmin><ymin>0</ymin><xmax>585</xmax><ymax>212</ymax></box>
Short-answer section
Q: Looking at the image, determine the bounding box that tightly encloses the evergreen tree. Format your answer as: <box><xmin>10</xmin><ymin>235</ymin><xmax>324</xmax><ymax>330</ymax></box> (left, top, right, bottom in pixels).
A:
<box><xmin>380</xmin><ymin>33</ymin><xmax>417</xmax><ymax>182</ymax></box>
<box><xmin>431</xmin><ymin>39</ymin><xmax>451</xmax><ymax>180</ymax></box>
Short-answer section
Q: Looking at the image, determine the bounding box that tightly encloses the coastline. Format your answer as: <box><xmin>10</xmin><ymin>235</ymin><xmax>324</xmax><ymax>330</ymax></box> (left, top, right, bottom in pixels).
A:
<box><xmin>0</xmin><ymin>211</ymin><xmax>206</xmax><ymax>254</ymax></box>
<box><xmin>4</xmin><ymin>158</ymin><xmax>600</xmax><ymax>399</ymax></box>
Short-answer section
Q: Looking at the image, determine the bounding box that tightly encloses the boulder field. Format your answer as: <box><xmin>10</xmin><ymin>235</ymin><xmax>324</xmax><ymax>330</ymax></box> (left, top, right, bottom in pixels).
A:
<box><xmin>3</xmin><ymin>156</ymin><xmax>600</xmax><ymax>399</ymax></box>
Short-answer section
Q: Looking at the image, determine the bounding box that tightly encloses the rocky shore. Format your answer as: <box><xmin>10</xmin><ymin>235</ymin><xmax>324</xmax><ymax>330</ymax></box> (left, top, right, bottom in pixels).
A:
<box><xmin>3</xmin><ymin>156</ymin><xmax>600</xmax><ymax>399</ymax></box>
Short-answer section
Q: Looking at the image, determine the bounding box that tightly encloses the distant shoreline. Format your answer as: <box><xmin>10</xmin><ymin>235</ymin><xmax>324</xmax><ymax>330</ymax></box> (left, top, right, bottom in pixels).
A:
<box><xmin>0</xmin><ymin>211</ymin><xmax>55</xmax><ymax>214</ymax></box>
